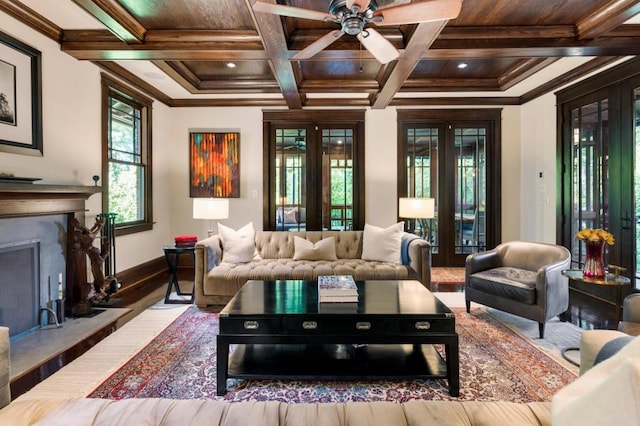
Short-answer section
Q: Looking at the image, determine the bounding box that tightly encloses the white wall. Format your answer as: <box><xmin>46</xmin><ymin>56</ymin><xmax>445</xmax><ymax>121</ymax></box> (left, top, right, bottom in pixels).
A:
<box><xmin>1</xmin><ymin>8</ymin><xmax>565</xmax><ymax>273</ymax></box>
<box><xmin>520</xmin><ymin>93</ymin><xmax>558</xmax><ymax>243</ymax></box>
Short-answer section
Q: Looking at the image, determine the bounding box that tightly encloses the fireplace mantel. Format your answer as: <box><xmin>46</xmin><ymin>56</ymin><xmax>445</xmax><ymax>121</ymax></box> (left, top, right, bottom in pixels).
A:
<box><xmin>0</xmin><ymin>183</ymin><xmax>102</xmax><ymax>218</ymax></box>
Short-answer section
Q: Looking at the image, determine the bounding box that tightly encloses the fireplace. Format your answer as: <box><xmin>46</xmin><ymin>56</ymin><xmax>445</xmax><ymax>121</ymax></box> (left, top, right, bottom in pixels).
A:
<box><xmin>0</xmin><ymin>182</ymin><xmax>101</xmax><ymax>339</ymax></box>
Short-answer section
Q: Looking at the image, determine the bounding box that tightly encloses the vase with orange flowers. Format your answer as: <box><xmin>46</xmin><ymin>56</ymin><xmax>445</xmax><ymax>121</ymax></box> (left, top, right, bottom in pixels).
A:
<box><xmin>576</xmin><ymin>228</ymin><xmax>615</xmax><ymax>279</ymax></box>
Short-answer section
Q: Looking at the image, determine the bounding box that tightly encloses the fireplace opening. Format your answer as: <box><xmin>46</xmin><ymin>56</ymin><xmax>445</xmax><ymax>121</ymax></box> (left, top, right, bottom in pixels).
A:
<box><xmin>0</xmin><ymin>241</ymin><xmax>39</xmax><ymax>339</ymax></box>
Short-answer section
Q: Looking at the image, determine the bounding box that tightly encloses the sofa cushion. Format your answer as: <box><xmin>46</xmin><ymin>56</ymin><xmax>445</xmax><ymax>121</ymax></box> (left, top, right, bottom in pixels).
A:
<box><xmin>218</xmin><ymin>222</ymin><xmax>261</xmax><ymax>264</ymax></box>
<box><xmin>468</xmin><ymin>266</ymin><xmax>537</xmax><ymax>304</ymax></box>
<box><xmin>293</xmin><ymin>236</ymin><xmax>337</xmax><ymax>261</ymax></box>
<box><xmin>361</xmin><ymin>222</ymin><xmax>404</xmax><ymax>264</ymax></box>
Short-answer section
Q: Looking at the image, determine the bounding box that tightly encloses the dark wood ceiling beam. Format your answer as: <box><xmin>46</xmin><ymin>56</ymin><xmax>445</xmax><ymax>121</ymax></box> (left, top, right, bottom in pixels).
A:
<box><xmin>576</xmin><ymin>0</ymin><xmax>640</xmax><ymax>40</ymax></box>
<box><xmin>244</xmin><ymin>0</ymin><xmax>302</xmax><ymax>109</ymax></box>
<box><xmin>400</xmin><ymin>78</ymin><xmax>500</xmax><ymax>91</ymax></box>
<box><xmin>170</xmin><ymin>98</ymin><xmax>287</xmax><ymax>107</ymax></box>
<box><xmin>0</xmin><ymin>0</ymin><xmax>62</xmax><ymax>41</ymax></box>
<box><xmin>498</xmin><ymin>57</ymin><xmax>559</xmax><ymax>90</ymax></box>
<box><xmin>71</xmin><ymin>0</ymin><xmax>146</xmax><ymax>43</ymax></box>
<box><xmin>300</xmin><ymin>80</ymin><xmax>379</xmax><ymax>91</ymax></box>
<box><xmin>391</xmin><ymin>97</ymin><xmax>521</xmax><ymax>106</ymax></box>
<box><xmin>303</xmin><ymin>98</ymin><xmax>372</xmax><ymax>107</ymax></box>
<box><xmin>436</xmin><ymin>25</ymin><xmax>577</xmax><ymax>39</ymax></box>
<box><xmin>372</xmin><ymin>21</ymin><xmax>448</xmax><ymax>109</ymax></box>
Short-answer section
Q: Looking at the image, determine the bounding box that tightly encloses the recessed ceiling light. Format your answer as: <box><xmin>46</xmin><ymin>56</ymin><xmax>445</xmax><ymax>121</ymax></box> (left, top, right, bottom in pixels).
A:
<box><xmin>457</xmin><ymin>63</ymin><xmax>468</xmax><ymax>69</ymax></box>
<box><xmin>226</xmin><ymin>62</ymin><xmax>237</xmax><ymax>68</ymax></box>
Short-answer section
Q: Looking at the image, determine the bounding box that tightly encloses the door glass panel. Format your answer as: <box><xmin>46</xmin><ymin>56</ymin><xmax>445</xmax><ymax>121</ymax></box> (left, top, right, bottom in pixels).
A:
<box><xmin>405</xmin><ymin>127</ymin><xmax>439</xmax><ymax>253</ymax></box>
<box><xmin>322</xmin><ymin>128</ymin><xmax>353</xmax><ymax>230</ymax></box>
<box><xmin>570</xmin><ymin>100</ymin><xmax>609</xmax><ymax>267</ymax></box>
<box><xmin>275</xmin><ymin>128</ymin><xmax>306</xmax><ymax>231</ymax></box>
<box><xmin>454</xmin><ymin>127</ymin><xmax>486</xmax><ymax>254</ymax></box>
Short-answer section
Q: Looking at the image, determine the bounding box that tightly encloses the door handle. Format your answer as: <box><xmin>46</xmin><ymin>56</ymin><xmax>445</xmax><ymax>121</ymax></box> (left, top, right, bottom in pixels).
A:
<box><xmin>621</xmin><ymin>211</ymin><xmax>632</xmax><ymax>230</ymax></box>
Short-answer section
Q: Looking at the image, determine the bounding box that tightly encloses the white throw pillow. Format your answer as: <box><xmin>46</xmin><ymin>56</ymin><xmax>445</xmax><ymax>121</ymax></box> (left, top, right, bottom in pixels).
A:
<box><xmin>217</xmin><ymin>222</ymin><xmax>261</xmax><ymax>264</ymax></box>
<box><xmin>552</xmin><ymin>335</ymin><xmax>640</xmax><ymax>426</ymax></box>
<box><xmin>293</xmin><ymin>236</ymin><xmax>338</xmax><ymax>261</ymax></box>
<box><xmin>361</xmin><ymin>222</ymin><xmax>404</xmax><ymax>264</ymax></box>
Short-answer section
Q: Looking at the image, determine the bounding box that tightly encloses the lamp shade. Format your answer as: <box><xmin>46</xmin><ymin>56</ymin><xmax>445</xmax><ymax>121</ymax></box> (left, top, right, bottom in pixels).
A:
<box><xmin>398</xmin><ymin>197</ymin><xmax>435</xmax><ymax>219</ymax></box>
<box><xmin>193</xmin><ymin>198</ymin><xmax>229</xmax><ymax>220</ymax></box>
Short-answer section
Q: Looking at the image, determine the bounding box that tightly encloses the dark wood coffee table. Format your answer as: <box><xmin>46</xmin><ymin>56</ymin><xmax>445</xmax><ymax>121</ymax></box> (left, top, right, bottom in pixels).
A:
<box><xmin>217</xmin><ymin>279</ymin><xmax>459</xmax><ymax>396</ymax></box>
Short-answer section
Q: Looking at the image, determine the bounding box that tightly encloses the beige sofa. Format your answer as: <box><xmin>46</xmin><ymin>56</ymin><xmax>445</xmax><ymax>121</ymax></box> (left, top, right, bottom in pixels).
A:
<box><xmin>2</xmin><ymin>326</ymin><xmax>639</xmax><ymax>425</ymax></box>
<box><xmin>194</xmin><ymin>230</ymin><xmax>432</xmax><ymax>306</ymax></box>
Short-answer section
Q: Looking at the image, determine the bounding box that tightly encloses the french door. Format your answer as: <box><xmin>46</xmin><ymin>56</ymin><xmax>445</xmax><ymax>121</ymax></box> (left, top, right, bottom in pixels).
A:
<box><xmin>263</xmin><ymin>110</ymin><xmax>365</xmax><ymax>231</ymax></box>
<box><xmin>398</xmin><ymin>110</ymin><xmax>501</xmax><ymax>267</ymax></box>
<box><xmin>558</xmin><ymin>57</ymin><xmax>640</xmax><ymax>310</ymax></box>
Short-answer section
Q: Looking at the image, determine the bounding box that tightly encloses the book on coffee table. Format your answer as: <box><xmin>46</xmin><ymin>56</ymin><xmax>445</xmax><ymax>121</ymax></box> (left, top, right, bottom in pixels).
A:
<box><xmin>318</xmin><ymin>275</ymin><xmax>357</xmax><ymax>299</ymax></box>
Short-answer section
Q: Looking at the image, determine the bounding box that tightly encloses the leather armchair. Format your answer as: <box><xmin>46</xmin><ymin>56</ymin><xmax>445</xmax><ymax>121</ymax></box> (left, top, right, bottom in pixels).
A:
<box><xmin>619</xmin><ymin>293</ymin><xmax>640</xmax><ymax>336</ymax></box>
<box><xmin>465</xmin><ymin>241</ymin><xmax>571</xmax><ymax>338</ymax></box>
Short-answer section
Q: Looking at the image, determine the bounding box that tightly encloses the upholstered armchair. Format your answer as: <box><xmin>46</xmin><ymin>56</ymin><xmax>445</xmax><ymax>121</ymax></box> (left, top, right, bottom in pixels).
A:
<box><xmin>465</xmin><ymin>241</ymin><xmax>571</xmax><ymax>339</ymax></box>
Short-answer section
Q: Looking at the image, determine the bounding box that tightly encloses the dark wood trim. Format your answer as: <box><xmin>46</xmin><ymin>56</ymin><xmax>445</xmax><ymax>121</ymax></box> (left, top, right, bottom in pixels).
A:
<box><xmin>392</xmin><ymin>98</ymin><xmax>520</xmax><ymax>106</ymax></box>
<box><xmin>0</xmin><ymin>0</ymin><xmax>62</xmax><ymax>42</ymax></box>
<box><xmin>112</xmin><ymin>256</ymin><xmax>166</xmax><ymax>294</ymax></box>
<box><xmin>263</xmin><ymin>109</ymin><xmax>367</xmax><ymax>122</ymax></box>
<box><xmin>498</xmin><ymin>58</ymin><xmax>560</xmax><ymax>91</ymax></box>
<box><xmin>170</xmin><ymin>98</ymin><xmax>288</xmax><ymax>107</ymax></box>
<box><xmin>0</xmin><ymin>183</ymin><xmax>101</xmax><ymax>217</ymax></box>
<box><xmin>71</xmin><ymin>0</ymin><xmax>146</xmax><ymax>43</ymax></box>
<box><xmin>576</xmin><ymin>0</ymin><xmax>640</xmax><ymax>40</ymax></box>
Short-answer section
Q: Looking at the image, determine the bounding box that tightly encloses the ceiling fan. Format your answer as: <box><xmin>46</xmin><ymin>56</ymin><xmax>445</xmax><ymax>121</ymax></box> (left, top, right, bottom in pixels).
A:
<box><xmin>252</xmin><ymin>0</ymin><xmax>463</xmax><ymax>64</ymax></box>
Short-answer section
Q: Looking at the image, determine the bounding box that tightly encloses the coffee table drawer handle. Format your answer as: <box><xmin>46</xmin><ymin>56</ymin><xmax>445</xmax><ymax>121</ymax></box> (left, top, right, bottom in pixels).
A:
<box><xmin>302</xmin><ymin>321</ymin><xmax>317</xmax><ymax>330</ymax></box>
<box><xmin>415</xmin><ymin>321</ymin><xmax>431</xmax><ymax>330</ymax></box>
<box><xmin>356</xmin><ymin>321</ymin><xmax>371</xmax><ymax>330</ymax></box>
<box><xmin>243</xmin><ymin>321</ymin><xmax>259</xmax><ymax>330</ymax></box>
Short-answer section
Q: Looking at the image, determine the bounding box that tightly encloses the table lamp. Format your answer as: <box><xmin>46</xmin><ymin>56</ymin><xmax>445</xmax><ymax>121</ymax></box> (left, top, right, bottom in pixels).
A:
<box><xmin>193</xmin><ymin>198</ymin><xmax>229</xmax><ymax>236</ymax></box>
<box><xmin>398</xmin><ymin>197</ymin><xmax>435</xmax><ymax>240</ymax></box>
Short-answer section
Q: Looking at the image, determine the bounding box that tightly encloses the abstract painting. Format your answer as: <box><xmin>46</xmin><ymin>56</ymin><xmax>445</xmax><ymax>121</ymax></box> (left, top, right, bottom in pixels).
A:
<box><xmin>189</xmin><ymin>130</ymin><xmax>240</xmax><ymax>198</ymax></box>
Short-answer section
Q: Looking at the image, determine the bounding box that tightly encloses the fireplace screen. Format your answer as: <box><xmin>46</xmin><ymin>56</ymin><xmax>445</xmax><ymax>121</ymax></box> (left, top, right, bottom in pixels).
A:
<box><xmin>0</xmin><ymin>241</ymin><xmax>39</xmax><ymax>338</ymax></box>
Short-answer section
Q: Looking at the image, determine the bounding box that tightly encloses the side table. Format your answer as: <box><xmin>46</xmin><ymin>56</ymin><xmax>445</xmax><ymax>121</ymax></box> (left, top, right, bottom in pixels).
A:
<box><xmin>562</xmin><ymin>268</ymin><xmax>631</xmax><ymax>323</ymax></box>
<box><xmin>163</xmin><ymin>245</ymin><xmax>196</xmax><ymax>304</ymax></box>
<box><xmin>560</xmin><ymin>268</ymin><xmax>631</xmax><ymax>366</ymax></box>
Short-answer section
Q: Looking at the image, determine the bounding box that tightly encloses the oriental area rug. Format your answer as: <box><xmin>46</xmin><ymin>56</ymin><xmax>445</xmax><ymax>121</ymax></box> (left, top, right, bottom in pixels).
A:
<box><xmin>89</xmin><ymin>306</ymin><xmax>578</xmax><ymax>403</ymax></box>
<box><xmin>430</xmin><ymin>267</ymin><xmax>465</xmax><ymax>285</ymax></box>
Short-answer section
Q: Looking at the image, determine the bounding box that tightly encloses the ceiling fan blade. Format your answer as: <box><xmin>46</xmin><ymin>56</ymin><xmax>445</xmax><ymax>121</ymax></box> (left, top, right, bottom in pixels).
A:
<box><xmin>252</xmin><ymin>1</ymin><xmax>334</xmax><ymax>22</ymax></box>
<box><xmin>357</xmin><ymin>28</ymin><xmax>399</xmax><ymax>64</ymax></box>
<box><xmin>293</xmin><ymin>30</ymin><xmax>345</xmax><ymax>60</ymax></box>
<box><xmin>372</xmin><ymin>0</ymin><xmax>462</xmax><ymax>26</ymax></box>
<box><xmin>346</xmin><ymin>0</ymin><xmax>372</xmax><ymax>11</ymax></box>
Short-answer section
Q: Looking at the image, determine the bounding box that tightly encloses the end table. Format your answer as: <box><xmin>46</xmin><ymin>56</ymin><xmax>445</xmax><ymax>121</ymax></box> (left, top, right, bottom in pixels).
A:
<box><xmin>163</xmin><ymin>245</ymin><xmax>196</xmax><ymax>304</ymax></box>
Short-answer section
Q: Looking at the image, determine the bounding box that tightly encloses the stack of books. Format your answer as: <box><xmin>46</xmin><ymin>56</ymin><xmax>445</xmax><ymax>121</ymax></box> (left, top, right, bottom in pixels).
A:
<box><xmin>318</xmin><ymin>275</ymin><xmax>358</xmax><ymax>303</ymax></box>
<box><xmin>174</xmin><ymin>235</ymin><xmax>198</xmax><ymax>247</ymax></box>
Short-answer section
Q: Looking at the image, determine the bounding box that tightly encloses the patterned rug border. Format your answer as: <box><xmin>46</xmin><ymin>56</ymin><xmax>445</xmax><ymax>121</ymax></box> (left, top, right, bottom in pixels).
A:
<box><xmin>88</xmin><ymin>305</ymin><xmax>578</xmax><ymax>403</ymax></box>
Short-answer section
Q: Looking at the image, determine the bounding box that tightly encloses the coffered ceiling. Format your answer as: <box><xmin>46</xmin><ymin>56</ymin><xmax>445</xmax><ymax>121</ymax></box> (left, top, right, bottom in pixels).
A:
<box><xmin>3</xmin><ymin>0</ymin><xmax>640</xmax><ymax>109</ymax></box>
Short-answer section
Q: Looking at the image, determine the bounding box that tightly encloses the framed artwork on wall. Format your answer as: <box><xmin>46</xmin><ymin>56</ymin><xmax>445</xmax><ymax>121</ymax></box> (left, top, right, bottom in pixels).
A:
<box><xmin>189</xmin><ymin>129</ymin><xmax>240</xmax><ymax>198</ymax></box>
<box><xmin>0</xmin><ymin>31</ymin><xmax>42</xmax><ymax>156</ymax></box>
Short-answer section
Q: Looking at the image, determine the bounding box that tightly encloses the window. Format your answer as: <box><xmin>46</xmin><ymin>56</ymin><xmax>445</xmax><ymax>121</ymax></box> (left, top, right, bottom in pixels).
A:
<box><xmin>264</xmin><ymin>110</ymin><xmax>364</xmax><ymax>231</ymax></box>
<box><xmin>101</xmin><ymin>74</ymin><xmax>153</xmax><ymax>234</ymax></box>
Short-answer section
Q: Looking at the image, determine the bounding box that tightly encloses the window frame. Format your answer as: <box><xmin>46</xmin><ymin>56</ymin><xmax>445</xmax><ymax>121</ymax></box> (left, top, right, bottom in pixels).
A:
<box><xmin>101</xmin><ymin>73</ymin><xmax>153</xmax><ymax>236</ymax></box>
